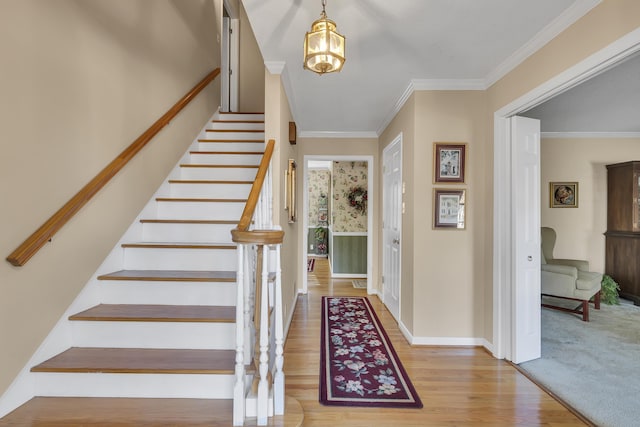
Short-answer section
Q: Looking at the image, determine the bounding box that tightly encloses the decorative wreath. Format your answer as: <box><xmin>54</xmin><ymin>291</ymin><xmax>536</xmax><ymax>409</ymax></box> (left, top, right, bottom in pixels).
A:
<box><xmin>347</xmin><ymin>186</ymin><xmax>368</xmax><ymax>214</ymax></box>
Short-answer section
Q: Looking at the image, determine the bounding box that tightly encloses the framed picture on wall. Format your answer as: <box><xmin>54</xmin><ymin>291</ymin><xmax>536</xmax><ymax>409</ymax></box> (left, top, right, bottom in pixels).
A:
<box><xmin>550</xmin><ymin>182</ymin><xmax>578</xmax><ymax>208</ymax></box>
<box><xmin>285</xmin><ymin>159</ymin><xmax>297</xmax><ymax>222</ymax></box>
<box><xmin>433</xmin><ymin>188</ymin><xmax>466</xmax><ymax>229</ymax></box>
<box><xmin>434</xmin><ymin>143</ymin><xmax>467</xmax><ymax>183</ymax></box>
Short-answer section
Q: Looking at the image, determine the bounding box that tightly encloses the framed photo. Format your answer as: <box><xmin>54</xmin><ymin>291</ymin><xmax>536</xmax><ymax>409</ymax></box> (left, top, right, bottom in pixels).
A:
<box><xmin>434</xmin><ymin>143</ymin><xmax>466</xmax><ymax>183</ymax></box>
<box><xmin>549</xmin><ymin>182</ymin><xmax>578</xmax><ymax>208</ymax></box>
<box><xmin>434</xmin><ymin>189</ymin><xmax>466</xmax><ymax>229</ymax></box>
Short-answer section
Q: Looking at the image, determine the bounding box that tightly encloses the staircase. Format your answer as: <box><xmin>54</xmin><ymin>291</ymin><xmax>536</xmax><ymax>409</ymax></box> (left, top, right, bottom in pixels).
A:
<box><xmin>0</xmin><ymin>113</ymin><xmax>294</xmax><ymax>425</ymax></box>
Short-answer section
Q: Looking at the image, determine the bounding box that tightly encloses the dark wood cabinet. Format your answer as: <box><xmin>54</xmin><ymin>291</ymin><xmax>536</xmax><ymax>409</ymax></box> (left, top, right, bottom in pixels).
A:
<box><xmin>605</xmin><ymin>161</ymin><xmax>640</xmax><ymax>305</ymax></box>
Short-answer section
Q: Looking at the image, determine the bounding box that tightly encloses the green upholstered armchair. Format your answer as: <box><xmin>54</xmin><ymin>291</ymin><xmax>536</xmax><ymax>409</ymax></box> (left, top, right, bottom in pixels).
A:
<box><xmin>540</xmin><ymin>227</ymin><xmax>602</xmax><ymax>321</ymax></box>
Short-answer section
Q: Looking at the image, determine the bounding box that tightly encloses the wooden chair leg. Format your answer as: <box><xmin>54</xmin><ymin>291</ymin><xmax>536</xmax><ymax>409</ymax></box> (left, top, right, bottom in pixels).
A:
<box><xmin>594</xmin><ymin>290</ymin><xmax>601</xmax><ymax>310</ymax></box>
<box><xmin>582</xmin><ymin>300</ymin><xmax>589</xmax><ymax>322</ymax></box>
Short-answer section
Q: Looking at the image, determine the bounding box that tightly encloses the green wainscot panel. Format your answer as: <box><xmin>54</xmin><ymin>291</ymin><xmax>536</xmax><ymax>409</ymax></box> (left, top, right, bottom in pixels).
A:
<box><xmin>332</xmin><ymin>235</ymin><xmax>367</xmax><ymax>274</ymax></box>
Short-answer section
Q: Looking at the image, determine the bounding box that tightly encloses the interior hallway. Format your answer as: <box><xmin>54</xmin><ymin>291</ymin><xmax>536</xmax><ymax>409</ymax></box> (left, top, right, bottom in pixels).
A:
<box><xmin>287</xmin><ymin>257</ymin><xmax>587</xmax><ymax>426</ymax></box>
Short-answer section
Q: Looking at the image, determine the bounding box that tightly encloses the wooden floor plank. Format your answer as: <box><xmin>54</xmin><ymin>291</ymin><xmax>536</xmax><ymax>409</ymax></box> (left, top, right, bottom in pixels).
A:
<box><xmin>69</xmin><ymin>304</ymin><xmax>235</xmax><ymax>323</ymax></box>
<box><xmin>287</xmin><ymin>258</ymin><xmax>588</xmax><ymax>426</ymax></box>
<box><xmin>30</xmin><ymin>348</ymin><xmax>236</xmax><ymax>374</ymax></box>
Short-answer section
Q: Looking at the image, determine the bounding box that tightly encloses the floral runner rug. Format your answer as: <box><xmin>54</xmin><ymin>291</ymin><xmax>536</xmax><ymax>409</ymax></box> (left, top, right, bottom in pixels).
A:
<box><xmin>320</xmin><ymin>296</ymin><xmax>422</xmax><ymax>408</ymax></box>
<box><xmin>307</xmin><ymin>258</ymin><xmax>315</xmax><ymax>272</ymax></box>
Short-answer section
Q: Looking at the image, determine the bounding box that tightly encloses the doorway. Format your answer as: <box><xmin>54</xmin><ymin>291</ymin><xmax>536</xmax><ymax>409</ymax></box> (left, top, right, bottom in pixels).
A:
<box><xmin>301</xmin><ymin>155</ymin><xmax>374</xmax><ymax>295</ymax></box>
<box><xmin>493</xmin><ymin>29</ymin><xmax>640</xmax><ymax>362</ymax></box>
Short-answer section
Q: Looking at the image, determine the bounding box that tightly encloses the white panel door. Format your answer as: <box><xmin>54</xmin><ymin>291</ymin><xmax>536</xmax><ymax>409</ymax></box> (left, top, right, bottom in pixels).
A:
<box><xmin>382</xmin><ymin>135</ymin><xmax>402</xmax><ymax>321</ymax></box>
<box><xmin>511</xmin><ymin>116</ymin><xmax>541</xmax><ymax>364</ymax></box>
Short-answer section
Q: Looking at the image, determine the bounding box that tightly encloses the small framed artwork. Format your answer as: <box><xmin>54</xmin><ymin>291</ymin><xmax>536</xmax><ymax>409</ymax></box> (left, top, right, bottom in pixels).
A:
<box><xmin>434</xmin><ymin>143</ymin><xmax>466</xmax><ymax>183</ymax></box>
<box><xmin>434</xmin><ymin>189</ymin><xmax>466</xmax><ymax>229</ymax></box>
<box><xmin>549</xmin><ymin>182</ymin><xmax>578</xmax><ymax>208</ymax></box>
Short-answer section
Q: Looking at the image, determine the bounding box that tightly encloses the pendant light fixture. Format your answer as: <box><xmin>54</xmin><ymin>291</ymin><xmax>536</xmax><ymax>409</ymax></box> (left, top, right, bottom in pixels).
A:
<box><xmin>303</xmin><ymin>0</ymin><xmax>345</xmax><ymax>75</ymax></box>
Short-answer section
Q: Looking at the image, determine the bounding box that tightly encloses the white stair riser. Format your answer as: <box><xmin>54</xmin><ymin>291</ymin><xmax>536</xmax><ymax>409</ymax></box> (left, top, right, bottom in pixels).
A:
<box><xmin>99</xmin><ymin>281</ymin><xmax>237</xmax><ymax>306</ymax></box>
<box><xmin>169</xmin><ymin>183</ymin><xmax>252</xmax><ymax>198</ymax></box>
<box><xmin>197</xmin><ymin>142</ymin><xmax>265</xmax><ymax>152</ymax></box>
<box><xmin>70</xmin><ymin>321</ymin><xmax>235</xmax><ymax>349</ymax></box>
<box><xmin>141</xmin><ymin>222</ymin><xmax>236</xmax><ymax>243</ymax></box>
<box><xmin>188</xmin><ymin>153</ymin><xmax>262</xmax><ymax>166</ymax></box>
<box><xmin>156</xmin><ymin>201</ymin><xmax>245</xmax><ymax>220</ymax></box>
<box><xmin>209</xmin><ymin>122</ymin><xmax>264</xmax><ymax>130</ymax></box>
<box><xmin>33</xmin><ymin>373</ymin><xmax>235</xmax><ymax>399</ymax></box>
<box><xmin>204</xmin><ymin>131</ymin><xmax>264</xmax><ymax>141</ymax></box>
<box><xmin>180</xmin><ymin>167</ymin><xmax>257</xmax><ymax>181</ymax></box>
<box><xmin>217</xmin><ymin>113</ymin><xmax>264</xmax><ymax>122</ymax></box>
<box><xmin>123</xmin><ymin>247</ymin><xmax>236</xmax><ymax>271</ymax></box>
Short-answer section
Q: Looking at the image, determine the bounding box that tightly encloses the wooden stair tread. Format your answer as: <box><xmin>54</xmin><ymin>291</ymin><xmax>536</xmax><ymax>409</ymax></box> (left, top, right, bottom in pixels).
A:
<box><xmin>139</xmin><ymin>219</ymin><xmax>238</xmax><ymax>224</ymax></box>
<box><xmin>69</xmin><ymin>304</ymin><xmax>235</xmax><ymax>323</ymax></box>
<box><xmin>121</xmin><ymin>243</ymin><xmax>236</xmax><ymax>249</ymax></box>
<box><xmin>212</xmin><ymin>119</ymin><xmax>264</xmax><ymax>123</ymax></box>
<box><xmin>168</xmin><ymin>179</ymin><xmax>254</xmax><ymax>184</ymax></box>
<box><xmin>97</xmin><ymin>270</ymin><xmax>236</xmax><ymax>282</ymax></box>
<box><xmin>31</xmin><ymin>348</ymin><xmax>236</xmax><ymax>374</ymax></box>
<box><xmin>155</xmin><ymin>197</ymin><xmax>247</xmax><ymax>202</ymax></box>
<box><xmin>0</xmin><ymin>397</ymin><xmax>234</xmax><ymax>426</ymax></box>
<box><xmin>0</xmin><ymin>396</ymin><xmax>303</xmax><ymax>426</ymax></box>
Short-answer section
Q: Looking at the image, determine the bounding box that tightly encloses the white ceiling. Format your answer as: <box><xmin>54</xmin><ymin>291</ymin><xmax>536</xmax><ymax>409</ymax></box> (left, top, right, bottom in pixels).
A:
<box><xmin>522</xmin><ymin>51</ymin><xmax>640</xmax><ymax>134</ymax></box>
<box><xmin>241</xmin><ymin>0</ymin><xmax>601</xmax><ymax>137</ymax></box>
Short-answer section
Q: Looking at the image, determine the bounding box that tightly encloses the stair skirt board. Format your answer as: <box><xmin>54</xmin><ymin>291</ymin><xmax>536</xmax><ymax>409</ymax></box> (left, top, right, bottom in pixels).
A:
<box><xmin>32</xmin><ymin>373</ymin><xmax>236</xmax><ymax>399</ymax></box>
<box><xmin>0</xmin><ymin>112</ymin><xmax>267</xmax><ymax>419</ymax></box>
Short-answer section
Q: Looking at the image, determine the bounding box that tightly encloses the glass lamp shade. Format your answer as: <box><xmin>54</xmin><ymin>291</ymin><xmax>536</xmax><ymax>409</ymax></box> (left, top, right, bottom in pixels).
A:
<box><xmin>303</xmin><ymin>17</ymin><xmax>345</xmax><ymax>74</ymax></box>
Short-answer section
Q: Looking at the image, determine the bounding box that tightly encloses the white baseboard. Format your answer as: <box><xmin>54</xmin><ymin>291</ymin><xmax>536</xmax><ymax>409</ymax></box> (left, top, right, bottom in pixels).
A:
<box><xmin>398</xmin><ymin>321</ymin><xmax>494</xmax><ymax>353</ymax></box>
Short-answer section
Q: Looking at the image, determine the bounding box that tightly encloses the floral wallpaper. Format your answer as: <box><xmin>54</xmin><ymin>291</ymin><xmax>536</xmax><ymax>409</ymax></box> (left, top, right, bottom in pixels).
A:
<box><xmin>332</xmin><ymin>161</ymin><xmax>368</xmax><ymax>232</ymax></box>
<box><xmin>308</xmin><ymin>169</ymin><xmax>331</xmax><ymax>227</ymax></box>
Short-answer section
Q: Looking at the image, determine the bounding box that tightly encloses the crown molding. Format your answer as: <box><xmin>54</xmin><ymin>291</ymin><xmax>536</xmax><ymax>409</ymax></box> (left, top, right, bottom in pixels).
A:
<box><xmin>264</xmin><ymin>61</ymin><xmax>285</xmax><ymax>75</ymax></box>
<box><xmin>484</xmin><ymin>0</ymin><xmax>602</xmax><ymax>88</ymax></box>
<box><xmin>542</xmin><ymin>131</ymin><xmax>640</xmax><ymax>139</ymax></box>
<box><xmin>411</xmin><ymin>79</ymin><xmax>486</xmax><ymax>91</ymax></box>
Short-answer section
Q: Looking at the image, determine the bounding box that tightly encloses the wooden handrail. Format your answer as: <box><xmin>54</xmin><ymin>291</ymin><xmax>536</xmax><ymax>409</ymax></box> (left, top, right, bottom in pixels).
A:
<box><xmin>7</xmin><ymin>68</ymin><xmax>221</xmax><ymax>267</ymax></box>
<box><xmin>235</xmin><ymin>139</ymin><xmax>275</xmax><ymax>233</ymax></box>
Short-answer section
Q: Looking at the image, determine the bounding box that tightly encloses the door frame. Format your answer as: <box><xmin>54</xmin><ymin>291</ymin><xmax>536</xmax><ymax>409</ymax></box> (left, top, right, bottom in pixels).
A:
<box><xmin>493</xmin><ymin>29</ymin><xmax>640</xmax><ymax>361</ymax></box>
<box><xmin>382</xmin><ymin>134</ymin><xmax>403</xmax><ymax>322</ymax></box>
<box><xmin>301</xmin><ymin>155</ymin><xmax>374</xmax><ymax>294</ymax></box>
<box><xmin>221</xmin><ymin>0</ymin><xmax>239</xmax><ymax>112</ymax></box>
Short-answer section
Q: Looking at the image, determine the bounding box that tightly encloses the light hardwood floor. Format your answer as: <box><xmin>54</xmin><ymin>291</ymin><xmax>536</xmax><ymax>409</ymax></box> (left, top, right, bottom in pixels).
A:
<box><xmin>291</xmin><ymin>257</ymin><xmax>587</xmax><ymax>426</ymax></box>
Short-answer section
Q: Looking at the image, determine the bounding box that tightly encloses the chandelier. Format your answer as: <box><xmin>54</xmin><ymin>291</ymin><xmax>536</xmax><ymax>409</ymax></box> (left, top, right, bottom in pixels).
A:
<box><xmin>303</xmin><ymin>0</ymin><xmax>345</xmax><ymax>75</ymax></box>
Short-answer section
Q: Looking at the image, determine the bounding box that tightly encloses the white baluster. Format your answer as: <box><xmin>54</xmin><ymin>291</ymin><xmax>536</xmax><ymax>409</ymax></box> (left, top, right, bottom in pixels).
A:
<box><xmin>233</xmin><ymin>244</ymin><xmax>245</xmax><ymax>426</ymax></box>
<box><xmin>273</xmin><ymin>243</ymin><xmax>285</xmax><ymax>414</ymax></box>
<box><xmin>257</xmin><ymin>245</ymin><xmax>270</xmax><ymax>425</ymax></box>
<box><xmin>244</xmin><ymin>245</ymin><xmax>254</xmax><ymax>363</ymax></box>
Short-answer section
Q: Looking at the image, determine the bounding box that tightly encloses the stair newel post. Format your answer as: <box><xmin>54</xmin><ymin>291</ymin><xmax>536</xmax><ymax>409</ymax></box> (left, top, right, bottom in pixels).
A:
<box><xmin>233</xmin><ymin>243</ymin><xmax>246</xmax><ymax>426</ymax></box>
<box><xmin>273</xmin><ymin>242</ymin><xmax>285</xmax><ymax>415</ymax></box>
<box><xmin>257</xmin><ymin>244</ymin><xmax>270</xmax><ymax>425</ymax></box>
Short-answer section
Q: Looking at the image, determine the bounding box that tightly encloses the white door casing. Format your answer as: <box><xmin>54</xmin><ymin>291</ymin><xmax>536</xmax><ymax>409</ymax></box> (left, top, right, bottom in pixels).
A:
<box><xmin>511</xmin><ymin>116</ymin><xmax>541</xmax><ymax>364</ymax></box>
<box><xmin>382</xmin><ymin>134</ymin><xmax>402</xmax><ymax>321</ymax></box>
<box><xmin>221</xmin><ymin>4</ymin><xmax>239</xmax><ymax>113</ymax></box>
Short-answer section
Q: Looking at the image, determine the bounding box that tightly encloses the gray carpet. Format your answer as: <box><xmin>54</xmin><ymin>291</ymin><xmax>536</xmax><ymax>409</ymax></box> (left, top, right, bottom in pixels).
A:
<box><xmin>519</xmin><ymin>297</ymin><xmax>640</xmax><ymax>427</ymax></box>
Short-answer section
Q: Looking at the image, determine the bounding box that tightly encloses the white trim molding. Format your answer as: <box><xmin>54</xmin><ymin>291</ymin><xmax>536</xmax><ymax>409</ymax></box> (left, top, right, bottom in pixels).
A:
<box><xmin>541</xmin><ymin>131</ymin><xmax>640</xmax><ymax>139</ymax></box>
<box><xmin>399</xmin><ymin>322</ymin><xmax>493</xmax><ymax>349</ymax></box>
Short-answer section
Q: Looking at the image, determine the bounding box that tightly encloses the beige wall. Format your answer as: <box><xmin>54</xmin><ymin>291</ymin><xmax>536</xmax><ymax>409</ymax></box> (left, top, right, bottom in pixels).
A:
<box><xmin>239</xmin><ymin>2</ymin><xmax>265</xmax><ymax>113</ymax></box>
<box><xmin>0</xmin><ymin>0</ymin><xmax>220</xmax><ymax>396</ymax></box>
<box><xmin>380</xmin><ymin>92</ymin><xmax>488</xmax><ymax>339</ymax></box>
<box><xmin>541</xmin><ymin>138</ymin><xmax>640</xmax><ymax>274</ymax></box>
<box><xmin>264</xmin><ymin>71</ymin><xmax>298</xmax><ymax>324</ymax></box>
